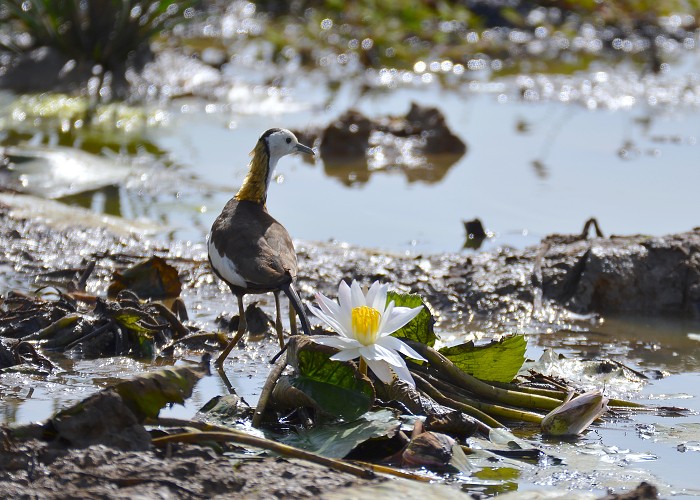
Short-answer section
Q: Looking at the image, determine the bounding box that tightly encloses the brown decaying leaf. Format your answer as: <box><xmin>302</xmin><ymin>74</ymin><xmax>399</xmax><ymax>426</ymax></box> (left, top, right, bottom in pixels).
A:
<box><xmin>107</xmin><ymin>256</ymin><xmax>182</xmax><ymax>300</ymax></box>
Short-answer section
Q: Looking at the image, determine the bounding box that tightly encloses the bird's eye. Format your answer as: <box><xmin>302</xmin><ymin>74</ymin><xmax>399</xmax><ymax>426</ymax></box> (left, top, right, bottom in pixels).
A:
<box><xmin>285</xmin><ymin>137</ymin><xmax>292</xmax><ymax>144</ymax></box>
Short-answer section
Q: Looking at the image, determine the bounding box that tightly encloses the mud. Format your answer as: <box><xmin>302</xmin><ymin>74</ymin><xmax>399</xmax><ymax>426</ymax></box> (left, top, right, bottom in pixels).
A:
<box><xmin>0</xmin><ymin>201</ymin><xmax>684</xmax><ymax>497</ymax></box>
<box><xmin>0</xmin><ymin>439</ymin><xmax>381</xmax><ymax>499</ymax></box>
<box><xmin>1</xmin><ymin>203</ymin><xmax>699</xmax><ymax>334</ymax></box>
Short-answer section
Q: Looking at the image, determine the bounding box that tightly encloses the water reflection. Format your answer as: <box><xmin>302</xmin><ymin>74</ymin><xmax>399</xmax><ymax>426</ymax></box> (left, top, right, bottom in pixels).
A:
<box><xmin>535</xmin><ymin>315</ymin><xmax>700</xmax><ymax>373</ymax></box>
<box><xmin>323</xmin><ymin>150</ymin><xmax>464</xmax><ymax>186</ymax></box>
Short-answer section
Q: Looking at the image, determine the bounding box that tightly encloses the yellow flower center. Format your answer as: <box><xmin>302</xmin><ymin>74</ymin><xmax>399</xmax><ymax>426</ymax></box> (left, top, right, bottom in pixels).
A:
<box><xmin>351</xmin><ymin>306</ymin><xmax>381</xmax><ymax>345</ymax></box>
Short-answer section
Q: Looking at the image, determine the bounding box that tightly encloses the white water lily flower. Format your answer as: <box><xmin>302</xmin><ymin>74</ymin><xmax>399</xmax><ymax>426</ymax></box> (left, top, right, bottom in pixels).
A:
<box><xmin>309</xmin><ymin>280</ymin><xmax>427</xmax><ymax>387</ymax></box>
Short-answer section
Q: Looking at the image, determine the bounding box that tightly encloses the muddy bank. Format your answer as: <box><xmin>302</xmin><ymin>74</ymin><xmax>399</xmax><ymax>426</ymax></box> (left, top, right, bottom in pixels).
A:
<box><xmin>0</xmin><ymin>203</ymin><xmax>681</xmax><ymax>498</ymax></box>
<box><xmin>294</xmin><ymin>227</ymin><xmax>700</xmax><ymax>327</ymax></box>
<box><xmin>1</xmin><ymin>201</ymin><xmax>699</xmax><ymax>328</ymax></box>
<box><xmin>0</xmin><ymin>440</ymin><xmax>384</xmax><ymax>499</ymax></box>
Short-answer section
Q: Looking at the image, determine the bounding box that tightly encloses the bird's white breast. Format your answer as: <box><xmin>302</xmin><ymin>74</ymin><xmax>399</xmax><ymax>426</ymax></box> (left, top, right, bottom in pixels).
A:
<box><xmin>208</xmin><ymin>235</ymin><xmax>247</xmax><ymax>288</ymax></box>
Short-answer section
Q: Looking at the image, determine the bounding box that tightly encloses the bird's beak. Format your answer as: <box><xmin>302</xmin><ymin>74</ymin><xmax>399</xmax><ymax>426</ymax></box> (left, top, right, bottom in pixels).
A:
<box><xmin>294</xmin><ymin>143</ymin><xmax>315</xmax><ymax>155</ymax></box>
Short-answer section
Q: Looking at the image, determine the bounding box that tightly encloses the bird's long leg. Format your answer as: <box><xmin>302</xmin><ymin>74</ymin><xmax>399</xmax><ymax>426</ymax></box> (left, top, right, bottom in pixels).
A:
<box><xmin>289</xmin><ymin>300</ymin><xmax>298</xmax><ymax>336</ymax></box>
<box><xmin>282</xmin><ymin>283</ymin><xmax>311</xmax><ymax>336</ymax></box>
<box><xmin>273</xmin><ymin>291</ymin><xmax>285</xmax><ymax>348</ymax></box>
<box><xmin>216</xmin><ymin>294</ymin><xmax>247</xmax><ymax>366</ymax></box>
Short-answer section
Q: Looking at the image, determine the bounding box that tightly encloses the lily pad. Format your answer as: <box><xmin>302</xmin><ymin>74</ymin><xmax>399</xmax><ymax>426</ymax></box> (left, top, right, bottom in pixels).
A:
<box><xmin>291</xmin><ymin>349</ymin><xmax>374</xmax><ymax>421</ymax></box>
<box><xmin>387</xmin><ymin>291</ymin><xmax>436</xmax><ymax>347</ymax></box>
<box><xmin>439</xmin><ymin>335</ymin><xmax>526</xmax><ymax>383</ymax></box>
<box><xmin>278</xmin><ymin>408</ymin><xmax>400</xmax><ymax>458</ymax></box>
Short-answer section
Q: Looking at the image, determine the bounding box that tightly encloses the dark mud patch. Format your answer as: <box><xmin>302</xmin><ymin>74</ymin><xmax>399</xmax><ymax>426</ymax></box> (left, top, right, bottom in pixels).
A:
<box><xmin>0</xmin><ymin>440</ymin><xmax>382</xmax><ymax>499</ymax></box>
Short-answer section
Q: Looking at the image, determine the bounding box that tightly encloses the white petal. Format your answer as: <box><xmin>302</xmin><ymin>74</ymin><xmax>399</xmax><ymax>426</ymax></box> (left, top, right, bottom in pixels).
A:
<box><xmin>364</xmin><ymin>281</ymin><xmax>379</xmax><ymax>307</ymax></box>
<box><xmin>365</xmin><ymin>282</ymin><xmax>387</xmax><ymax>314</ymax></box>
<box><xmin>377</xmin><ymin>300</ymin><xmax>395</xmax><ymax>335</ymax></box>
<box><xmin>387</xmin><ymin>357</ymin><xmax>417</xmax><ymax>387</ymax></box>
<box><xmin>308</xmin><ymin>304</ymin><xmax>348</xmax><ymax>337</ymax></box>
<box><xmin>381</xmin><ymin>305</ymin><xmax>423</xmax><ymax>335</ymax></box>
<box><xmin>330</xmin><ymin>348</ymin><xmax>362</xmax><ymax>362</ymax></box>
<box><xmin>312</xmin><ymin>336</ymin><xmax>361</xmax><ymax>349</ymax></box>
<box><xmin>376</xmin><ymin>336</ymin><xmax>427</xmax><ymax>361</ymax></box>
<box><xmin>315</xmin><ymin>292</ymin><xmax>341</xmax><ymax>318</ymax></box>
<box><xmin>337</xmin><ymin>281</ymin><xmax>354</xmax><ymax>331</ymax></box>
<box><xmin>350</xmin><ymin>280</ymin><xmax>366</xmax><ymax>307</ymax></box>
<box><xmin>338</xmin><ymin>280</ymin><xmax>353</xmax><ymax>312</ymax></box>
<box><xmin>363</xmin><ymin>357</ymin><xmax>395</xmax><ymax>385</ymax></box>
<box><xmin>359</xmin><ymin>344</ymin><xmax>404</xmax><ymax>367</ymax></box>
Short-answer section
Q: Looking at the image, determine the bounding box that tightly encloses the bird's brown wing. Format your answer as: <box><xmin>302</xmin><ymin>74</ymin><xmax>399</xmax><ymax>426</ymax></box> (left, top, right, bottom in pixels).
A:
<box><xmin>209</xmin><ymin>199</ymin><xmax>297</xmax><ymax>292</ymax></box>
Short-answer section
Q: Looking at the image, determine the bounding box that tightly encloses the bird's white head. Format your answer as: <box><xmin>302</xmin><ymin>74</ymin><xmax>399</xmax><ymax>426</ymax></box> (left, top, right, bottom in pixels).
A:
<box><xmin>262</xmin><ymin>128</ymin><xmax>315</xmax><ymax>166</ymax></box>
<box><xmin>235</xmin><ymin>128</ymin><xmax>315</xmax><ymax>204</ymax></box>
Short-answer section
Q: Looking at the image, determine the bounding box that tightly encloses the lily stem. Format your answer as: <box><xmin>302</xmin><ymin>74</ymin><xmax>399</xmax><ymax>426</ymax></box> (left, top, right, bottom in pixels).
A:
<box><xmin>359</xmin><ymin>357</ymin><xmax>368</xmax><ymax>376</ymax></box>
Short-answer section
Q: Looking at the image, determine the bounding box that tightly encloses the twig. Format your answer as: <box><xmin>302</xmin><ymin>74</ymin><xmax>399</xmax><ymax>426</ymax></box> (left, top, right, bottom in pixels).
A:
<box><xmin>148</xmin><ymin>302</ymin><xmax>190</xmax><ymax>340</ymax></box>
<box><xmin>610</xmin><ymin>359</ymin><xmax>649</xmax><ymax>380</ymax></box>
<box><xmin>76</xmin><ymin>260</ymin><xmax>96</xmax><ymax>291</ymax></box>
<box><xmin>64</xmin><ymin>320</ymin><xmax>114</xmax><ymax>351</ymax></box>
<box><xmin>20</xmin><ymin>314</ymin><xmax>81</xmax><ymax>342</ymax></box>
<box><xmin>145</xmin><ymin>417</ymin><xmax>240</xmax><ymax>433</ymax></box>
<box><xmin>349</xmin><ymin>461</ymin><xmax>432</xmax><ymax>482</ymax></box>
<box><xmin>253</xmin><ymin>352</ymin><xmax>288</xmax><ymax>428</ymax></box>
<box><xmin>151</xmin><ymin>431</ymin><xmax>375</xmax><ymax>480</ymax></box>
<box><xmin>148</xmin><ymin>418</ymin><xmax>425</xmax><ymax>480</ymax></box>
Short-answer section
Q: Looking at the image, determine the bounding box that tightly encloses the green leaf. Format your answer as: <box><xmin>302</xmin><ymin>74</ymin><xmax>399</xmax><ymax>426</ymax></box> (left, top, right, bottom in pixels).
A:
<box><xmin>387</xmin><ymin>291</ymin><xmax>436</xmax><ymax>347</ymax></box>
<box><xmin>291</xmin><ymin>349</ymin><xmax>373</xmax><ymax>421</ymax></box>
<box><xmin>112</xmin><ymin>310</ymin><xmax>155</xmax><ymax>335</ymax></box>
<box><xmin>278</xmin><ymin>408</ymin><xmax>400</xmax><ymax>458</ymax></box>
<box><xmin>439</xmin><ymin>335</ymin><xmax>527</xmax><ymax>383</ymax></box>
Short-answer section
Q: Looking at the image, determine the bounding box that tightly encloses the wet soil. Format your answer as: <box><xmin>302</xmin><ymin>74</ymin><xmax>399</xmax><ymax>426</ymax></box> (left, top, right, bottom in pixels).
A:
<box><xmin>0</xmin><ymin>200</ymin><xmax>688</xmax><ymax>498</ymax></box>
<box><xmin>1</xmin><ymin>199</ymin><xmax>698</xmax><ymax>337</ymax></box>
<box><xmin>0</xmin><ymin>440</ymin><xmax>382</xmax><ymax>499</ymax></box>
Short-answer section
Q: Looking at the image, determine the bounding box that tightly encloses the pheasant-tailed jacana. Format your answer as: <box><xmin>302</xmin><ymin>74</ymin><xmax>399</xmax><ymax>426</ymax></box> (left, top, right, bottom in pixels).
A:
<box><xmin>208</xmin><ymin>128</ymin><xmax>313</xmax><ymax>366</ymax></box>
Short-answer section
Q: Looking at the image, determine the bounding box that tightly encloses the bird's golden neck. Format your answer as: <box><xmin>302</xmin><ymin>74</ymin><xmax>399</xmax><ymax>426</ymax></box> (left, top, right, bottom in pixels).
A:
<box><xmin>235</xmin><ymin>141</ymin><xmax>270</xmax><ymax>204</ymax></box>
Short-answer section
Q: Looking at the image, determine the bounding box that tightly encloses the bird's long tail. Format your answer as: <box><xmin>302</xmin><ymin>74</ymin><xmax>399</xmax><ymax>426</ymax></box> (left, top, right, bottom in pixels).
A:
<box><xmin>282</xmin><ymin>282</ymin><xmax>311</xmax><ymax>336</ymax></box>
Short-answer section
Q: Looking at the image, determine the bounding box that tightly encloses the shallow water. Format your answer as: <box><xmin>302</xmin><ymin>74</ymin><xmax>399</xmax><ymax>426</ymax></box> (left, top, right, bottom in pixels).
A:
<box><xmin>156</xmin><ymin>84</ymin><xmax>700</xmax><ymax>255</ymax></box>
<box><xmin>137</xmin><ymin>48</ymin><xmax>700</xmax><ymax>255</ymax></box>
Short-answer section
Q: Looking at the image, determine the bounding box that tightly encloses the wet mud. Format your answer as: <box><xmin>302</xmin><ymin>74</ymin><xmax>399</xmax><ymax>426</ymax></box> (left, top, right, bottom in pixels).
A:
<box><xmin>0</xmin><ymin>193</ymin><xmax>685</xmax><ymax>497</ymax></box>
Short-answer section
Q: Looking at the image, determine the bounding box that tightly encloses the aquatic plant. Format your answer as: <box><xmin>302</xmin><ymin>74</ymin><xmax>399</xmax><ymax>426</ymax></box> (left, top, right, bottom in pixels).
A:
<box><xmin>0</xmin><ymin>0</ymin><xmax>196</xmax><ymax>90</ymax></box>
<box><xmin>309</xmin><ymin>280</ymin><xmax>426</xmax><ymax>386</ymax></box>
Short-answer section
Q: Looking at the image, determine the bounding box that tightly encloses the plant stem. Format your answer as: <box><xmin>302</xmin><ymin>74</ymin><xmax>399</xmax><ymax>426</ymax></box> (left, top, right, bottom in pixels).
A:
<box><xmin>419</xmin><ymin>370</ymin><xmax>545</xmax><ymax>424</ymax></box>
<box><xmin>152</xmin><ymin>431</ymin><xmax>375</xmax><ymax>480</ymax></box>
<box><xmin>406</xmin><ymin>341</ymin><xmax>562</xmax><ymax>411</ymax></box>
<box><xmin>411</xmin><ymin>372</ymin><xmax>500</xmax><ymax>430</ymax></box>
<box><xmin>359</xmin><ymin>357</ymin><xmax>368</xmax><ymax>376</ymax></box>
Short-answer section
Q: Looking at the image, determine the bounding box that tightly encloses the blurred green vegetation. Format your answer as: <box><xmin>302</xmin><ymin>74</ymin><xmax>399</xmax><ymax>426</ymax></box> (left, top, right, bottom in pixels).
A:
<box><xmin>249</xmin><ymin>0</ymin><xmax>700</xmax><ymax>73</ymax></box>
<box><xmin>0</xmin><ymin>0</ymin><xmax>196</xmax><ymax>75</ymax></box>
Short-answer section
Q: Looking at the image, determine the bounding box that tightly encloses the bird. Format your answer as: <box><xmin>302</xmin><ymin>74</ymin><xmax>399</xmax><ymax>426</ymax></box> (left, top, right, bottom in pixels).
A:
<box><xmin>208</xmin><ymin>128</ymin><xmax>314</xmax><ymax>366</ymax></box>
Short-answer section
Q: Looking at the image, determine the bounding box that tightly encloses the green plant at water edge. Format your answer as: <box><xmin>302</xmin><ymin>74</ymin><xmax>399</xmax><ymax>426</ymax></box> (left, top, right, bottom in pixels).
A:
<box><xmin>0</xmin><ymin>0</ymin><xmax>196</xmax><ymax>73</ymax></box>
